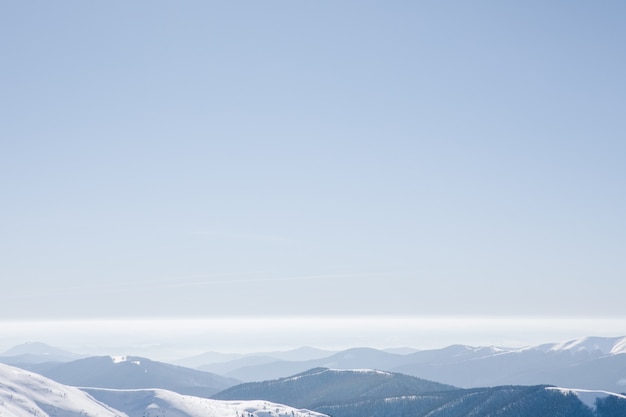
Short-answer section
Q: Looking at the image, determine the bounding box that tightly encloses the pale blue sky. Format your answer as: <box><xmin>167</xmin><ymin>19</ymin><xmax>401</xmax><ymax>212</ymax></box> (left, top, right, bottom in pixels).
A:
<box><xmin>1</xmin><ymin>1</ymin><xmax>625</xmax><ymax>331</ymax></box>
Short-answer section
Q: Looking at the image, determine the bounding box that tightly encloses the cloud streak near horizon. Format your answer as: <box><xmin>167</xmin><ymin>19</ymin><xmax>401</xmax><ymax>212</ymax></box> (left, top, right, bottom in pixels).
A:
<box><xmin>2</xmin><ymin>316</ymin><xmax>624</xmax><ymax>361</ymax></box>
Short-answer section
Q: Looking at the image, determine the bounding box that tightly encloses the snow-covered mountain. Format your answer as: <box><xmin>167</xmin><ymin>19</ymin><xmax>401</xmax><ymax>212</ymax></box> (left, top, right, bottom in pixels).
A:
<box><xmin>5</xmin><ymin>335</ymin><xmax>626</xmax><ymax>399</ymax></box>
<box><xmin>0</xmin><ymin>362</ymin><xmax>328</xmax><ymax>417</ymax></box>
<box><xmin>546</xmin><ymin>386</ymin><xmax>626</xmax><ymax>407</ymax></box>
<box><xmin>394</xmin><ymin>336</ymin><xmax>626</xmax><ymax>392</ymax></box>
<box><xmin>213</xmin><ymin>368</ymin><xmax>621</xmax><ymax>417</ymax></box>
<box><xmin>210</xmin><ymin>347</ymin><xmax>407</xmax><ymax>382</ymax></box>
<box><xmin>193</xmin><ymin>336</ymin><xmax>626</xmax><ymax>393</ymax></box>
<box><xmin>212</xmin><ymin>367</ymin><xmax>454</xmax><ymax>409</ymax></box>
<box><xmin>24</xmin><ymin>355</ymin><xmax>239</xmax><ymax>397</ymax></box>
<box><xmin>198</xmin><ymin>345</ymin><xmax>518</xmax><ymax>382</ymax></box>
<box><xmin>528</xmin><ymin>336</ymin><xmax>626</xmax><ymax>356</ymax></box>
<box><xmin>84</xmin><ymin>387</ymin><xmax>329</xmax><ymax>417</ymax></box>
<box><xmin>4</xmin><ymin>335</ymin><xmax>626</xmax><ymax>417</ymax></box>
<box><xmin>0</xmin><ymin>362</ymin><xmax>126</xmax><ymax>417</ymax></box>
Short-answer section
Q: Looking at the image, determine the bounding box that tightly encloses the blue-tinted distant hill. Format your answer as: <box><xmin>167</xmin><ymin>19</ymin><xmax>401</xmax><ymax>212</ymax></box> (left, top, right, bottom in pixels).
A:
<box><xmin>0</xmin><ymin>342</ymin><xmax>84</xmax><ymax>364</ymax></box>
<box><xmin>203</xmin><ymin>337</ymin><xmax>626</xmax><ymax>393</ymax></box>
<box><xmin>212</xmin><ymin>367</ymin><xmax>626</xmax><ymax>417</ymax></box>
<box><xmin>177</xmin><ymin>346</ymin><xmax>335</xmax><ymax>369</ymax></box>
<box><xmin>26</xmin><ymin>355</ymin><xmax>239</xmax><ymax>397</ymax></box>
<box><xmin>394</xmin><ymin>336</ymin><xmax>626</xmax><ymax>393</ymax></box>
<box><xmin>213</xmin><ymin>367</ymin><xmax>455</xmax><ymax>408</ymax></box>
<box><xmin>211</xmin><ymin>347</ymin><xmax>407</xmax><ymax>381</ymax></box>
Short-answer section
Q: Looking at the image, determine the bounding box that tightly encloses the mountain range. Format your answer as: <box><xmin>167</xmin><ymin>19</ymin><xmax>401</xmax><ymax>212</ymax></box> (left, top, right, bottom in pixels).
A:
<box><xmin>210</xmin><ymin>366</ymin><xmax>626</xmax><ymax>417</ymax></box>
<box><xmin>0</xmin><ymin>348</ymin><xmax>626</xmax><ymax>417</ymax></box>
<box><xmin>182</xmin><ymin>336</ymin><xmax>626</xmax><ymax>393</ymax></box>
<box><xmin>5</xmin><ymin>360</ymin><xmax>625</xmax><ymax>417</ymax></box>
<box><xmin>13</xmin><ymin>355</ymin><xmax>239</xmax><ymax>397</ymax></box>
<box><xmin>2</xmin><ymin>335</ymin><xmax>626</xmax><ymax>416</ymax></box>
<box><xmin>3</xmin><ymin>336</ymin><xmax>626</xmax><ymax>393</ymax></box>
<box><xmin>0</xmin><ymin>362</ymin><xmax>327</xmax><ymax>417</ymax></box>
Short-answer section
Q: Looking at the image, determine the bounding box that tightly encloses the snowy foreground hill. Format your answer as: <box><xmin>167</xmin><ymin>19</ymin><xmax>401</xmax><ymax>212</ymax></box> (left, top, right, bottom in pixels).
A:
<box><xmin>84</xmin><ymin>388</ymin><xmax>328</xmax><ymax>417</ymax></box>
<box><xmin>0</xmin><ymin>363</ymin><xmax>327</xmax><ymax>417</ymax></box>
<box><xmin>0</xmin><ymin>363</ymin><xmax>125</xmax><ymax>417</ymax></box>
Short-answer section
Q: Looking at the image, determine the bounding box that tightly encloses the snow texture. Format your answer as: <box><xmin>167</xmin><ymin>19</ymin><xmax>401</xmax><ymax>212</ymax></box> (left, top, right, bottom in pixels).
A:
<box><xmin>523</xmin><ymin>336</ymin><xmax>626</xmax><ymax>355</ymax></box>
<box><xmin>85</xmin><ymin>388</ymin><xmax>329</xmax><ymax>417</ymax></box>
<box><xmin>0</xmin><ymin>363</ymin><xmax>126</xmax><ymax>417</ymax></box>
<box><xmin>545</xmin><ymin>387</ymin><xmax>626</xmax><ymax>407</ymax></box>
<box><xmin>0</xmin><ymin>363</ymin><xmax>328</xmax><ymax>417</ymax></box>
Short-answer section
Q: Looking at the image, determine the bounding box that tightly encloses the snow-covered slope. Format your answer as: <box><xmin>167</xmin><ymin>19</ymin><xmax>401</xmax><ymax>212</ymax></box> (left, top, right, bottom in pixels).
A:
<box><xmin>0</xmin><ymin>363</ymin><xmax>126</xmax><ymax>417</ymax></box>
<box><xmin>546</xmin><ymin>386</ymin><xmax>626</xmax><ymax>407</ymax></box>
<box><xmin>85</xmin><ymin>387</ymin><xmax>329</xmax><ymax>417</ymax></box>
<box><xmin>0</xmin><ymin>362</ymin><xmax>327</xmax><ymax>417</ymax></box>
<box><xmin>527</xmin><ymin>336</ymin><xmax>626</xmax><ymax>356</ymax></box>
<box><xmin>25</xmin><ymin>354</ymin><xmax>238</xmax><ymax>397</ymax></box>
<box><xmin>390</xmin><ymin>336</ymin><xmax>626</xmax><ymax>392</ymax></box>
<box><xmin>212</xmin><ymin>367</ymin><xmax>454</xmax><ymax>409</ymax></box>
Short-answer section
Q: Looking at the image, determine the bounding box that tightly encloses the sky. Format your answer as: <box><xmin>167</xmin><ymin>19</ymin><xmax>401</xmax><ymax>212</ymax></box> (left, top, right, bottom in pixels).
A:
<box><xmin>1</xmin><ymin>1</ymin><xmax>625</xmax><ymax>356</ymax></box>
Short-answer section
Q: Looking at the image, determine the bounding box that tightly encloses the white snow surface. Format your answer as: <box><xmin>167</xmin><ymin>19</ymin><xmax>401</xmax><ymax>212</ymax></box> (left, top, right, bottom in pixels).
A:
<box><xmin>0</xmin><ymin>363</ymin><xmax>328</xmax><ymax>417</ymax></box>
<box><xmin>0</xmin><ymin>363</ymin><xmax>126</xmax><ymax>417</ymax></box>
<box><xmin>84</xmin><ymin>388</ymin><xmax>329</xmax><ymax>417</ymax></box>
<box><xmin>282</xmin><ymin>368</ymin><xmax>391</xmax><ymax>382</ymax></box>
<box><xmin>546</xmin><ymin>387</ymin><xmax>626</xmax><ymax>407</ymax></box>
<box><xmin>108</xmin><ymin>356</ymin><xmax>142</xmax><ymax>366</ymax></box>
<box><xmin>612</xmin><ymin>337</ymin><xmax>626</xmax><ymax>354</ymax></box>
<box><xmin>328</xmin><ymin>368</ymin><xmax>392</xmax><ymax>375</ymax></box>
<box><xmin>524</xmin><ymin>336</ymin><xmax>626</xmax><ymax>355</ymax></box>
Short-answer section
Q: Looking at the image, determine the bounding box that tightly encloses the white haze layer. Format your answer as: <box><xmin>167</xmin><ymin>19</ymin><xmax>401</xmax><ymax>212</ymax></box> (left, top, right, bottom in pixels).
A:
<box><xmin>2</xmin><ymin>316</ymin><xmax>625</xmax><ymax>361</ymax></box>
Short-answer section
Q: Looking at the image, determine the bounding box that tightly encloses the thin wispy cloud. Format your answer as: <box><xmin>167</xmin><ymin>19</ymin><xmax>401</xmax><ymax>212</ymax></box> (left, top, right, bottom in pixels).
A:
<box><xmin>188</xmin><ymin>230</ymin><xmax>296</xmax><ymax>244</ymax></box>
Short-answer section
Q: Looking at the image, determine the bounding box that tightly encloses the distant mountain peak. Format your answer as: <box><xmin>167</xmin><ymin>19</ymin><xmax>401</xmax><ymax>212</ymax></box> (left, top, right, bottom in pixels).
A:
<box><xmin>0</xmin><ymin>341</ymin><xmax>83</xmax><ymax>364</ymax></box>
<box><xmin>24</xmin><ymin>354</ymin><xmax>240</xmax><ymax>397</ymax></box>
<box><xmin>2</xmin><ymin>341</ymin><xmax>68</xmax><ymax>356</ymax></box>
<box><xmin>528</xmin><ymin>336</ymin><xmax>626</xmax><ymax>356</ymax></box>
<box><xmin>213</xmin><ymin>366</ymin><xmax>455</xmax><ymax>409</ymax></box>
